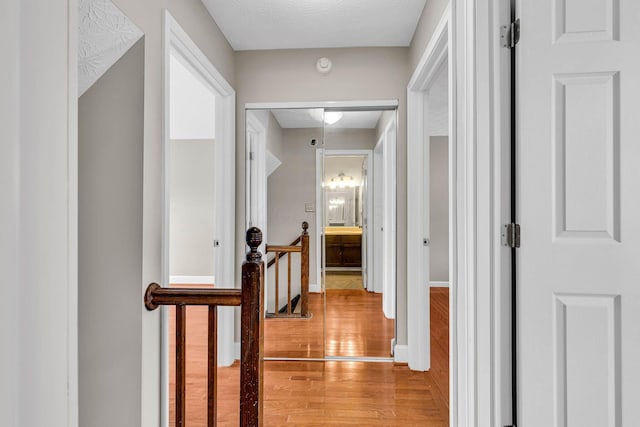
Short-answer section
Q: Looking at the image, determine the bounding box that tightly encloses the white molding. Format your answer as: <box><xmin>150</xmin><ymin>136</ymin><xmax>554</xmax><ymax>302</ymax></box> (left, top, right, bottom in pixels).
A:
<box><xmin>381</xmin><ymin>119</ymin><xmax>397</xmax><ymax>319</ymax></box>
<box><xmin>246</xmin><ymin>100</ymin><xmax>398</xmax><ymax>110</ymax></box>
<box><xmin>315</xmin><ymin>149</ymin><xmax>324</xmax><ymax>294</ymax></box>
<box><xmin>393</xmin><ymin>345</ymin><xmax>408</xmax><ymax>363</ymax></box>
<box><xmin>169</xmin><ymin>275</ymin><xmax>215</xmax><ymax>285</ymax></box>
<box><xmin>449</xmin><ymin>0</ymin><xmax>512</xmax><ymax>426</ymax></box>
<box><xmin>430</xmin><ymin>281</ymin><xmax>450</xmax><ymax>288</ymax></box>
<box><xmin>161</xmin><ymin>12</ymin><xmax>236</xmax><ymax>427</ymax></box>
<box><xmin>407</xmin><ymin>4</ymin><xmax>450</xmax><ymax>373</ymax></box>
<box><xmin>309</xmin><ymin>283</ymin><xmax>321</xmax><ymax>293</ymax></box>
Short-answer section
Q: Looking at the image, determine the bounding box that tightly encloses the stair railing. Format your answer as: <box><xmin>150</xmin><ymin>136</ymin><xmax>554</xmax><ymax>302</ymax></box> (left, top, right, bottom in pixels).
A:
<box><xmin>265</xmin><ymin>221</ymin><xmax>309</xmax><ymax>317</ymax></box>
<box><xmin>144</xmin><ymin>227</ymin><xmax>264</xmax><ymax>427</ymax></box>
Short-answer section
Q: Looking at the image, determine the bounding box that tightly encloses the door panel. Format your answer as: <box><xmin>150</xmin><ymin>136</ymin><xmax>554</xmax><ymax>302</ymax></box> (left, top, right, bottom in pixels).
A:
<box><xmin>518</xmin><ymin>0</ymin><xmax>640</xmax><ymax>425</ymax></box>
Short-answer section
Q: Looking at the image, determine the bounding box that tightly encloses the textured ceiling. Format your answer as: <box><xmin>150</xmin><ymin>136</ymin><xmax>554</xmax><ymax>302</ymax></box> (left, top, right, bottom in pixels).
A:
<box><xmin>201</xmin><ymin>0</ymin><xmax>427</xmax><ymax>51</ymax></box>
<box><xmin>271</xmin><ymin>109</ymin><xmax>382</xmax><ymax>129</ymax></box>
<box><xmin>78</xmin><ymin>0</ymin><xmax>143</xmax><ymax>96</ymax></box>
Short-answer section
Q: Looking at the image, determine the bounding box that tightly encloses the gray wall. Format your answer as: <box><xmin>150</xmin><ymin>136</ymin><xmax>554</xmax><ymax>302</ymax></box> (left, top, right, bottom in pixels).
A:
<box><xmin>430</xmin><ymin>136</ymin><xmax>449</xmax><ymax>282</ymax></box>
<box><xmin>235</xmin><ymin>46</ymin><xmax>410</xmax><ymax>343</ymax></box>
<box><xmin>266</xmin><ymin>112</ymin><xmax>285</xmax><ymax>160</ymax></box>
<box><xmin>169</xmin><ymin>139</ymin><xmax>216</xmax><ymax>278</ymax></box>
<box><xmin>267</xmin><ymin>128</ymin><xmax>322</xmax><ymax>283</ymax></box>
<box><xmin>325</xmin><ymin>127</ymin><xmax>377</xmax><ymax>150</ymax></box>
<box><xmin>79</xmin><ymin>39</ymin><xmax>144</xmax><ymax>427</ymax></box>
<box><xmin>408</xmin><ymin>0</ymin><xmax>450</xmax><ymax>74</ymax></box>
<box><xmin>87</xmin><ymin>1</ymin><xmax>235</xmax><ymax>424</ymax></box>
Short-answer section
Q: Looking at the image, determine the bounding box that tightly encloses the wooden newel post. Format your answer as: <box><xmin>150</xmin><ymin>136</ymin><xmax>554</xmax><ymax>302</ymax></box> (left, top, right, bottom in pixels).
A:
<box><xmin>240</xmin><ymin>227</ymin><xmax>264</xmax><ymax>427</ymax></box>
<box><xmin>300</xmin><ymin>221</ymin><xmax>310</xmax><ymax>317</ymax></box>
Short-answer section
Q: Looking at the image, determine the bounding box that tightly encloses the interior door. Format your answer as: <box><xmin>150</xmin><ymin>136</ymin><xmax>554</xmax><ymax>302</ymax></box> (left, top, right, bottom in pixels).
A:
<box><xmin>518</xmin><ymin>0</ymin><xmax>640</xmax><ymax>425</ymax></box>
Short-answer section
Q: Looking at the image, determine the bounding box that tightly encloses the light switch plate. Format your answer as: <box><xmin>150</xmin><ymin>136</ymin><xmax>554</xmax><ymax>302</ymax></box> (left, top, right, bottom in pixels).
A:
<box><xmin>304</xmin><ymin>202</ymin><xmax>314</xmax><ymax>213</ymax></box>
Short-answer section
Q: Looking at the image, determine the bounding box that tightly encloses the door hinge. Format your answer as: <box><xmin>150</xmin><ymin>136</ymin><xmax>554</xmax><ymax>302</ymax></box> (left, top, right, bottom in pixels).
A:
<box><xmin>502</xmin><ymin>223</ymin><xmax>520</xmax><ymax>248</ymax></box>
<box><xmin>501</xmin><ymin>18</ymin><xmax>520</xmax><ymax>49</ymax></box>
<box><xmin>249</xmin><ymin>151</ymin><xmax>255</xmax><ymax>160</ymax></box>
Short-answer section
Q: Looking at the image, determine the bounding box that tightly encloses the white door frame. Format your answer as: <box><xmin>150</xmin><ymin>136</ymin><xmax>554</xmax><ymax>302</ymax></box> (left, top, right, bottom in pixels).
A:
<box><xmin>451</xmin><ymin>0</ymin><xmax>512</xmax><ymax>425</ymax></box>
<box><xmin>245</xmin><ymin>110</ymin><xmax>270</xmax><ymax>310</ymax></box>
<box><xmin>381</xmin><ymin>118</ymin><xmax>397</xmax><ymax>319</ymax></box>
<box><xmin>407</xmin><ymin>2</ymin><xmax>450</xmax><ymax>373</ymax></box>
<box><xmin>409</xmin><ymin>1</ymin><xmax>512</xmax><ymax>425</ymax></box>
<box><xmin>321</xmin><ymin>149</ymin><xmax>374</xmax><ymax>293</ymax></box>
<box><xmin>161</xmin><ymin>10</ymin><xmax>236</xmax><ymax>424</ymax></box>
<box><xmin>245</xmin><ymin>111</ymin><xmax>268</xmax><ymax>236</ymax></box>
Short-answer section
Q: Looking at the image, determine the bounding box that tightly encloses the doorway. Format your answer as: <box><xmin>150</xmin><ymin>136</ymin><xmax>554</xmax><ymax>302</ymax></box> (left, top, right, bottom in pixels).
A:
<box><xmin>160</xmin><ymin>11</ymin><xmax>236</xmax><ymax>427</ymax></box>
<box><xmin>322</xmin><ymin>150</ymin><xmax>395</xmax><ymax>359</ymax></box>
<box><xmin>406</xmin><ymin>3</ymin><xmax>452</xmax><ymax>416</ymax></box>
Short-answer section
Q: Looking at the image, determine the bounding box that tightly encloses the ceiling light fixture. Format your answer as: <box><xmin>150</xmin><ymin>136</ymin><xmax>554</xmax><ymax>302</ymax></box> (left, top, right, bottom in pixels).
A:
<box><xmin>324</xmin><ymin>111</ymin><xmax>343</xmax><ymax>125</ymax></box>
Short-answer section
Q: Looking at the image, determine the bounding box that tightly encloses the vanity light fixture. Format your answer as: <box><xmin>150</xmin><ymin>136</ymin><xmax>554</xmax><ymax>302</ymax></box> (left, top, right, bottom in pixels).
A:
<box><xmin>328</xmin><ymin>172</ymin><xmax>357</xmax><ymax>189</ymax></box>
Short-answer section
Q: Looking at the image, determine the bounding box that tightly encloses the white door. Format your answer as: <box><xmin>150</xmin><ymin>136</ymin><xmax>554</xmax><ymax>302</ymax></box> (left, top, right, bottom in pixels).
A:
<box><xmin>518</xmin><ymin>0</ymin><xmax>640</xmax><ymax>425</ymax></box>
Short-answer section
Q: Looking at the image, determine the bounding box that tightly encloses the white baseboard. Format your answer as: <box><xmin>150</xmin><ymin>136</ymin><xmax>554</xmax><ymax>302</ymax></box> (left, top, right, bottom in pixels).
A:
<box><xmin>170</xmin><ymin>275</ymin><xmax>215</xmax><ymax>285</ymax></box>
<box><xmin>309</xmin><ymin>283</ymin><xmax>321</xmax><ymax>293</ymax></box>
<box><xmin>394</xmin><ymin>344</ymin><xmax>408</xmax><ymax>363</ymax></box>
<box><xmin>429</xmin><ymin>281</ymin><xmax>450</xmax><ymax>288</ymax></box>
<box><xmin>233</xmin><ymin>342</ymin><xmax>241</xmax><ymax>361</ymax></box>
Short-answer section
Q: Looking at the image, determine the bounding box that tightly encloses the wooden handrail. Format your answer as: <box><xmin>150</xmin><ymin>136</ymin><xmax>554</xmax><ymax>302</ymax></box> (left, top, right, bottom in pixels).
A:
<box><xmin>266</xmin><ymin>223</ymin><xmax>306</xmax><ymax>269</ymax></box>
<box><xmin>144</xmin><ymin>285</ymin><xmax>241</xmax><ymax>309</ymax></box>
<box><xmin>144</xmin><ymin>227</ymin><xmax>264</xmax><ymax>427</ymax></box>
<box><xmin>264</xmin><ymin>222</ymin><xmax>309</xmax><ymax>317</ymax></box>
<box><xmin>265</xmin><ymin>245</ymin><xmax>301</xmax><ymax>253</ymax></box>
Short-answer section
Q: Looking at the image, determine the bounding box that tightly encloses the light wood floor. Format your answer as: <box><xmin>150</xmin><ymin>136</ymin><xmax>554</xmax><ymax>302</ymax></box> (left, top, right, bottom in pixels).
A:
<box><xmin>168</xmin><ymin>288</ymin><xmax>449</xmax><ymax>426</ymax></box>
<box><xmin>324</xmin><ymin>289</ymin><xmax>394</xmax><ymax>357</ymax></box>
<box><xmin>324</xmin><ymin>271</ymin><xmax>364</xmax><ymax>290</ymax></box>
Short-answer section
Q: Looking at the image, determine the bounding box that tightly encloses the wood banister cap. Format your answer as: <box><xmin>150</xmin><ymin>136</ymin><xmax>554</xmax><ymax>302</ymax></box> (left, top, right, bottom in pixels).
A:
<box><xmin>302</xmin><ymin>221</ymin><xmax>309</xmax><ymax>235</ymax></box>
<box><xmin>246</xmin><ymin>227</ymin><xmax>263</xmax><ymax>262</ymax></box>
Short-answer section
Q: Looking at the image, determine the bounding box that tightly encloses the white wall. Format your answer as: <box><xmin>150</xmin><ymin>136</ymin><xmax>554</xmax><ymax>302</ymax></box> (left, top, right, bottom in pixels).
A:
<box><xmin>169</xmin><ymin>139</ymin><xmax>216</xmax><ymax>278</ymax></box>
<box><xmin>0</xmin><ymin>1</ymin><xmax>21</xmax><ymax>424</ymax></box>
<box><xmin>79</xmin><ymin>39</ymin><xmax>144</xmax><ymax>427</ymax></box>
<box><xmin>430</xmin><ymin>136</ymin><xmax>449</xmax><ymax>282</ymax></box>
<box><xmin>169</xmin><ymin>53</ymin><xmax>216</xmax><ymax>140</ymax></box>
<box><xmin>1</xmin><ymin>0</ymin><xmax>78</xmax><ymax>425</ymax></box>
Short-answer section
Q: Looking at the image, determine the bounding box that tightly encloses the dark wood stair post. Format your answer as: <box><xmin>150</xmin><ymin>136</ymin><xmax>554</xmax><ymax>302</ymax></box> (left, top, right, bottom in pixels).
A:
<box><xmin>300</xmin><ymin>221</ymin><xmax>309</xmax><ymax>317</ymax></box>
<box><xmin>240</xmin><ymin>227</ymin><xmax>264</xmax><ymax>427</ymax></box>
